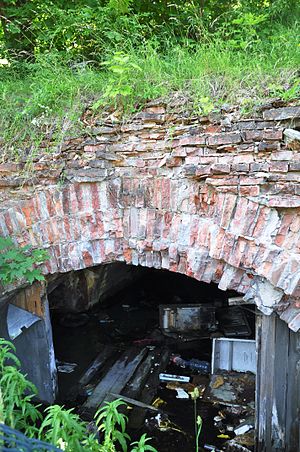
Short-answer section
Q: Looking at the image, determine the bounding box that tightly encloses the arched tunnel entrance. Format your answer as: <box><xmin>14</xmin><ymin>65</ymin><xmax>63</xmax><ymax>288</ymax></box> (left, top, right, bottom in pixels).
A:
<box><xmin>47</xmin><ymin>263</ymin><xmax>257</xmax><ymax>451</ymax></box>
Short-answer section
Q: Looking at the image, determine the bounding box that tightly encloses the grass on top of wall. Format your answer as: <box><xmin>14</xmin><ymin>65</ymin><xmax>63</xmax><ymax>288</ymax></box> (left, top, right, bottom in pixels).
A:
<box><xmin>0</xmin><ymin>22</ymin><xmax>299</xmax><ymax>162</ymax></box>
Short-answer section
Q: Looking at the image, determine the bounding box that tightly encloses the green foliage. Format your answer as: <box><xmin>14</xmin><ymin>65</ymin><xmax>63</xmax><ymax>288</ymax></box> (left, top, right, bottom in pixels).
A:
<box><xmin>268</xmin><ymin>78</ymin><xmax>300</xmax><ymax>101</ymax></box>
<box><xmin>108</xmin><ymin>0</ymin><xmax>133</xmax><ymax>15</ymax></box>
<box><xmin>39</xmin><ymin>405</ymin><xmax>88</xmax><ymax>451</ymax></box>
<box><xmin>95</xmin><ymin>399</ymin><xmax>130</xmax><ymax>451</ymax></box>
<box><xmin>0</xmin><ymin>338</ymin><xmax>157</xmax><ymax>452</ymax></box>
<box><xmin>0</xmin><ymin>338</ymin><xmax>42</xmax><ymax>437</ymax></box>
<box><xmin>93</xmin><ymin>52</ymin><xmax>142</xmax><ymax>110</ymax></box>
<box><xmin>195</xmin><ymin>415</ymin><xmax>203</xmax><ymax>452</ymax></box>
<box><xmin>0</xmin><ymin>1</ymin><xmax>299</xmax><ymax>158</ymax></box>
<box><xmin>0</xmin><ymin>237</ymin><xmax>49</xmax><ymax>285</ymax></box>
<box><xmin>130</xmin><ymin>433</ymin><xmax>157</xmax><ymax>452</ymax></box>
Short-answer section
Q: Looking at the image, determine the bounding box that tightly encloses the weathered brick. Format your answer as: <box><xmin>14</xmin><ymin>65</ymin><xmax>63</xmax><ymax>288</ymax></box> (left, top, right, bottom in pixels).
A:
<box><xmin>289</xmin><ymin>162</ymin><xmax>300</xmax><ymax>171</ymax></box>
<box><xmin>177</xmin><ymin>135</ymin><xmax>207</xmax><ymax>147</ymax></box>
<box><xmin>243</xmin><ymin>130</ymin><xmax>263</xmax><ymax>141</ymax></box>
<box><xmin>240</xmin><ymin>185</ymin><xmax>260</xmax><ymax>196</ymax></box>
<box><xmin>236</xmin><ymin>120</ymin><xmax>256</xmax><ymax>130</ymax></box>
<box><xmin>263</xmin><ymin>106</ymin><xmax>300</xmax><ymax>121</ymax></box>
<box><xmin>166</xmin><ymin>157</ymin><xmax>182</xmax><ymax>167</ymax></box>
<box><xmin>207</xmin><ymin>132</ymin><xmax>241</xmax><ymax>146</ymax></box>
<box><xmin>195</xmin><ymin>165</ymin><xmax>211</xmax><ymax>177</ymax></box>
<box><xmin>250</xmin><ymin>162</ymin><xmax>269</xmax><ymax>172</ymax></box>
<box><xmin>258</xmin><ymin>142</ymin><xmax>280</xmax><ymax>151</ymax></box>
<box><xmin>271</xmin><ymin>150</ymin><xmax>293</xmax><ymax>161</ymax></box>
<box><xmin>231</xmin><ymin>163</ymin><xmax>250</xmax><ymax>172</ymax></box>
<box><xmin>269</xmin><ymin>161</ymin><xmax>289</xmax><ymax>172</ymax></box>
<box><xmin>263</xmin><ymin>129</ymin><xmax>283</xmax><ymax>140</ymax></box>
<box><xmin>211</xmin><ymin>163</ymin><xmax>231</xmax><ymax>174</ymax></box>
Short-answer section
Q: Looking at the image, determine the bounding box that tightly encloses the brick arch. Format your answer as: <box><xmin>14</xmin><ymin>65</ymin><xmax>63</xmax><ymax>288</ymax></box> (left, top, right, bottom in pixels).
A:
<box><xmin>1</xmin><ymin>177</ymin><xmax>300</xmax><ymax>330</ymax></box>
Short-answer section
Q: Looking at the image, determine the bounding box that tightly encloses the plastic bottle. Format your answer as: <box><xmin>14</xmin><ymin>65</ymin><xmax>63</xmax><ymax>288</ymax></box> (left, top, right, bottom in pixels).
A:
<box><xmin>171</xmin><ymin>355</ymin><xmax>211</xmax><ymax>374</ymax></box>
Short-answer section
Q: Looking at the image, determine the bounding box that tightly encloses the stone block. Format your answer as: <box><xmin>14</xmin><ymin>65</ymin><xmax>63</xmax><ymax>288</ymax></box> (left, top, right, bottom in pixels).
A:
<box><xmin>250</xmin><ymin>162</ymin><xmax>269</xmax><ymax>172</ymax></box>
<box><xmin>211</xmin><ymin>163</ymin><xmax>231</xmax><ymax>174</ymax></box>
<box><xmin>284</xmin><ymin>128</ymin><xmax>300</xmax><ymax>150</ymax></box>
<box><xmin>269</xmin><ymin>161</ymin><xmax>289</xmax><ymax>172</ymax></box>
<box><xmin>263</xmin><ymin>129</ymin><xmax>283</xmax><ymax>140</ymax></box>
<box><xmin>270</xmin><ymin>150</ymin><xmax>293</xmax><ymax>161</ymax></box>
<box><xmin>263</xmin><ymin>106</ymin><xmax>300</xmax><ymax>121</ymax></box>
<box><xmin>289</xmin><ymin>162</ymin><xmax>300</xmax><ymax>171</ymax></box>
<box><xmin>240</xmin><ymin>185</ymin><xmax>260</xmax><ymax>196</ymax></box>
<box><xmin>195</xmin><ymin>165</ymin><xmax>211</xmax><ymax>177</ymax></box>
<box><xmin>207</xmin><ymin>132</ymin><xmax>241</xmax><ymax>146</ymax></box>
<box><xmin>236</xmin><ymin>120</ymin><xmax>256</xmax><ymax>130</ymax></box>
<box><xmin>177</xmin><ymin>135</ymin><xmax>207</xmax><ymax>147</ymax></box>
<box><xmin>258</xmin><ymin>142</ymin><xmax>280</xmax><ymax>151</ymax></box>
<box><xmin>231</xmin><ymin>163</ymin><xmax>250</xmax><ymax>172</ymax></box>
<box><xmin>243</xmin><ymin>130</ymin><xmax>263</xmax><ymax>141</ymax></box>
<box><xmin>166</xmin><ymin>157</ymin><xmax>182</xmax><ymax>167</ymax></box>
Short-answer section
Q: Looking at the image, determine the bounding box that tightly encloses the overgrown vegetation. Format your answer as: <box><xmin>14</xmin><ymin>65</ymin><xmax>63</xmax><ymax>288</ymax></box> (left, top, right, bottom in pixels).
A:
<box><xmin>0</xmin><ymin>338</ymin><xmax>157</xmax><ymax>451</ymax></box>
<box><xmin>0</xmin><ymin>236</ymin><xmax>48</xmax><ymax>286</ymax></box>
<box><xmin>0</xmin><ymin>0</ymin><xmax>299</xmax><ymax>159</ymax></box>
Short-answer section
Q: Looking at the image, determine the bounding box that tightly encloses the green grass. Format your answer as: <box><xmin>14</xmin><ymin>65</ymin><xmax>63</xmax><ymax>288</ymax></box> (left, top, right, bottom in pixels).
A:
<box><xmin>0</xmin><ymin>22</ymin><xmax>299</xmax><ymax>161</ymax></box>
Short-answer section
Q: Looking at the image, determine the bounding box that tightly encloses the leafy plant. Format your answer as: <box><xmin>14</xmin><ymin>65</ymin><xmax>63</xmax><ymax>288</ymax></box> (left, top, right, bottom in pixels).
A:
<box><xmin>0</xmin><ymin>338</ymin><xmax>42</xmax><ymax>437</ymax></box>
<box><xmin>130</xmin><ymin>433</ymin><xmax>157</xmax><ymax>452</ymax></box>
<box><xmin>0</xmin><ymin>236</ymin><xmax>48</xmax><ymax>285</ymax></box>
<box><xmin>0</xmin><ymin>337</ymin><xmax>157</xmax><ymax>451</ymax></box>
<box><xmin>268</xmin><ymin>78</ymin><xmax>300</xmax><ymax>101</ymax></box>
<box><xmin>227</xmin><ymin>12</ymin><xmax>269</xmax><ymax>50</ymax></box>
<box><xmin>92</xmin><ymin>52</ymin><xmax>142</xmax><ymax>110</ymax></box>
<box><xmin>191</xmin><ymin>387</ymin><xmax>203</xmax><ymax>452</ymax></box>
<box><xmin>95</xmin><ymin>399</ymin><xmax>130</xmax><ymax>451</ymax></box>
<box><xmin>195</xmin><ymin>415</ymin><xmax>203</xmax><ymax>452</ymax></box>
<box><xmin>39</xmin><ymin>405</ymin><xmax>88</xmax><ymax>451</ymax></box>
<box><xmin>108</xmin><ymin>0</ymin><xmax>133</xmax><ymax>15</ymax></box>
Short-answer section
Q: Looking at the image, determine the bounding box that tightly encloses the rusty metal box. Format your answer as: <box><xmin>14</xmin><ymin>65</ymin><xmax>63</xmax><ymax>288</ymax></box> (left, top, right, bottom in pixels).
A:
<box><xmin>159</xmin><ymin>304</ymin><xmax>217</xmax><ymax>334</ymax></box>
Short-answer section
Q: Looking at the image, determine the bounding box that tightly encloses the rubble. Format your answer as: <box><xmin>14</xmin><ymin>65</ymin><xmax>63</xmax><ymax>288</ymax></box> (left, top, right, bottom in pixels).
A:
<box><xmin>49</xmin><ymin>273</ymin><xmax>257</xmax><ymax>451</ymax></box>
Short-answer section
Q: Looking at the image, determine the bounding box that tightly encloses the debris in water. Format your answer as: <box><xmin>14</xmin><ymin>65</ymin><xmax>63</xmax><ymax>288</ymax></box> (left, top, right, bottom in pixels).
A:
<box><xmin>225</xmin><ymin>439</ymin><xmax>252</xmax><ymax>451</ymax></box>
<box><xmin>234</xmin><ymin>417</ymin><xmax>255</xmax><ymax>436</ymax></box>
<box><xmin>152</xmin><ymin>397</ymin><xmax>166</xmax><ymax>408</ymax></box>
<box><xmin>98</xmin><ymin>315</ymin><xmax>114</xmax><ymax>324</ymax></box>
<box><xmin>56</xmin><ymin>360</ymin><xmax>78</xmax><ymax>373</ymax></box>
<box><xmin>175</xmin><ymin>388</ymin><xmax>189</xmax><ymax>399</ymax></box>
<box><xmin>204</xmin><ymin>444</ymin><xmax>222</xmax><ymax>452</ymax></box>
<box><xmin>234</xmin><ymin>430</ymin><xmax>255</xmax><ymax>448</ymax></box>
<box><xmin>160</xmin><ymin>304</ymin><xmax>217</xmax><ymax>335</ymax></box>
<box><xmin>171</xmin><ymin>355</ymin><xmax>211</xmax><ymax>374</ymax></box>
<box><xmin>159</xmin><ymin>373</ymin><xmax>190</xmax><ymax>383</ymax></box>
<box><xmin>210</xmin><ymin>374</ymin><xmax>224</xmax><ymax>389</ymax></box>
<box><xmin>147</xmin><ymin>413</ymin><xmax>186</xmax><ymax>435</ymax></box>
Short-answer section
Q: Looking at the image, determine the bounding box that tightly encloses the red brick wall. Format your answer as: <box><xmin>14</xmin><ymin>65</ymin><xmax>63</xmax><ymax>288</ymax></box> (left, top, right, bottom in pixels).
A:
<box><xmin>0</xmin><ymin>101</ymin><xmax>300</xmax><ymax>329</ymax></box>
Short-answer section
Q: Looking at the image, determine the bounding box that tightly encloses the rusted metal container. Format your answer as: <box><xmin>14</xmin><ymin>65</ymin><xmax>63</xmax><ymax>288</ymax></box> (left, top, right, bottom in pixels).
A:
<box><xmin>159</xmin><ymin>304</ymin><xmax>217</xmax><ymax>334</ymax></box>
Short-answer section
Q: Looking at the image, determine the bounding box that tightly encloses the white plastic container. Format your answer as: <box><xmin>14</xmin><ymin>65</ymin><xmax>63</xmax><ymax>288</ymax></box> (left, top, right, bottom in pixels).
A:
<box><xmin>211</xmin><ymin>338</ymin><xmax>256</xmax><ymax>374</ymax></box>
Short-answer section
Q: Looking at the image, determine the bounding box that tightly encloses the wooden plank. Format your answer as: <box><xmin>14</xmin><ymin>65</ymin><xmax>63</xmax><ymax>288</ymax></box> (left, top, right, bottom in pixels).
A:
<box><xmin>257</xmin><ymin>313</ymin><xmax>276</xmax><ymax>451</ymax></box>
<box><xmin>81</xmin><ymin>347</ymin><xmax>147</xmax><ymax>419</ymax></box>
<box><xmin>285</xmin><ymin>328</ymin><xmax>300</xmax><ymax>452</ymax></box>
<box><xmin>257</xmin><ymin>314</ymin><xmax>299</xmax><ymax>452</ymax></box>
<box><xmin>79</xmin><ymin>345</ymin><xmax>117</xmax><ymax>386</ymax></box>
<box><xmin>273</xmin><ymin>315</ymin><xmax>289</xmax><ymax>451</ymax></box>
<box><xmin>109</xmin><ymin>393</ymin><xmax>160</xmax><ymax>412</ymax></box>
<box><xmin>123</xmin><ymin>348</ymin><xmax>157</xmax><ymax>399</ymax></box>
<box><xmin>129</xmin><ymin>347</ymin><xmax>171</xmax><ymax>429</ymax></box>
<box><xmin>255</xmin><ymin>312</ymin><xmax>262</xmax><ymax>448</ymax></box>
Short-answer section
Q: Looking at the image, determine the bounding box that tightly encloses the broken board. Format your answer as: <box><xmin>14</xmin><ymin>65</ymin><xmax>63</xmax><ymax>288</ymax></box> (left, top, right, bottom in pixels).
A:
<box><xmin>81</xmin><ymin>346</ymin><xmax>147</xmax><ymax>419</ymax></box>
